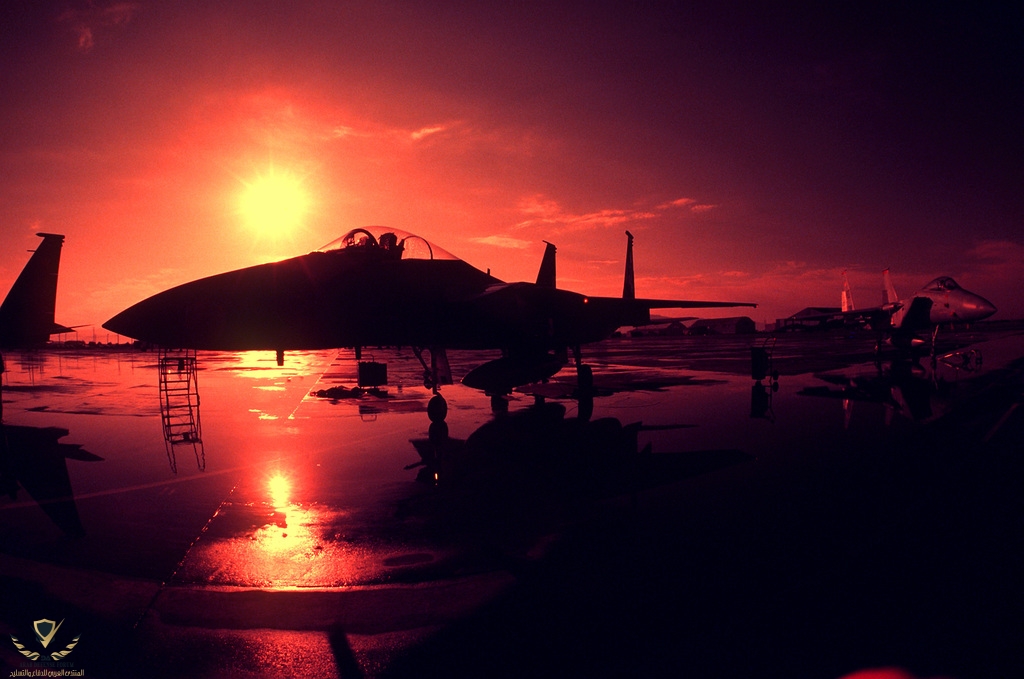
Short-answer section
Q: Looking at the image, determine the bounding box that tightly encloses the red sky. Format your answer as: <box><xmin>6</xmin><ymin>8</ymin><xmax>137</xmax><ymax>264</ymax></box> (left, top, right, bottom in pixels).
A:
<box><xmin>2</xmin><ymin>1</ymin><xmax>1022</xmax><ymax>333</ymax></box>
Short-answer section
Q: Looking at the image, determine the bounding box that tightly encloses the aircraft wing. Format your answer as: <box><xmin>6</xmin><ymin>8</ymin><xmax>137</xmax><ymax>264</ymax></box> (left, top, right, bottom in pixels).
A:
<box><xmin>786</xmin><ymin>304</ymin><xmax>901</xmax><ymax>329</ymax></box>
<box><xmin>465</xmin><ymin>283</ymin><xmax>756</xmax><ymax>345</ymax></box>
<box><xmin>593</xmin><ymin>295</ymin><xmax>757</xmax><ymax>324</ymax></box>
<box><xmin>629</xmin><ymin>297</ymin><xmax>758</xmax><ymax>311</ymax></box>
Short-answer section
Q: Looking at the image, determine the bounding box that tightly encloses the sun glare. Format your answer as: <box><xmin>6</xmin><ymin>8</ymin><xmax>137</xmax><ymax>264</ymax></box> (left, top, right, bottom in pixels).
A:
<box><xmin>237</xmin><ymin>169</ymin><xmax>311</xmax><ymax>238</ymax></box>
<box><xmin>268</xmin><ymin>473</ymin><xmax>291</xmax><ymax>507</ymax></box>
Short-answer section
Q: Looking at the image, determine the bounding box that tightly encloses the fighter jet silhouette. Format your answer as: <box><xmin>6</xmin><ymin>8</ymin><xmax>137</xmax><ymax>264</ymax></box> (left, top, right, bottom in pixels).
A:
<box><xmin>104</xmin><ymin>227</ymin><xmax>755</xmax><ymax>421</ymax></box>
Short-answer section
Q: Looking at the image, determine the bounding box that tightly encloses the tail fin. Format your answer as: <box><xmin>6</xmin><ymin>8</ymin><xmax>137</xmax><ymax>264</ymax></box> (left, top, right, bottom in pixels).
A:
<box><xmin>0</xmin><ymin>233</ymin><xmax>70</xmax><ymax>348</ymax></box>
<box><xmin>882</xmin><ymin>268</ymin><xmax>898</xmax><ymax>306</ymax></box>
<box><xmin>622</xmin><ymin>231</ymin><xmax>635</xmax><ymax>300</ymax></box>
<box><xmin>882</xmin><ymin>268</ymin><xmax>906</xmax><ymax>328</ymax></box>
<box><xmin>841</xmin><ymin>271</ymin><xmax>854</xmax><ymax>312</ymax></box>
<box><xmin>535</xmin><ymin>241</ymin><xmax>556</xmax><ymax>288</ymax></box>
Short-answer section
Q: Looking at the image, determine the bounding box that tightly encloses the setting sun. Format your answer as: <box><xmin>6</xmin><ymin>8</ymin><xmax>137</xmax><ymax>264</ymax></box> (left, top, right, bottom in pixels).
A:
<box><xmin>237</xmin><ymin>169</ymin><xmax>311</xmax><ymax>238</ymax></box>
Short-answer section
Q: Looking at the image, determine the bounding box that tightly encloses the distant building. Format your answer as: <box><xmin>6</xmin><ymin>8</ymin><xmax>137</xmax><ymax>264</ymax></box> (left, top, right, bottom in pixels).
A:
<box><xmin>687</xmin><ymin>316</ymin><xmax>757</xmax><ymax>335</ymax></box>
<box><xmin>626</xmin><ymin>320</ymin><xmax>689</xmax><ymax>337</ymax></box>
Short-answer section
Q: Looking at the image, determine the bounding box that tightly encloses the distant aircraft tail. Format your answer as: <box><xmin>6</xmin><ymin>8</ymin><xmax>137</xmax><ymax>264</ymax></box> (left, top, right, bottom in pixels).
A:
<box><xmin>622</xmin><ymin>231</ymin><xmax>635</xmax><ymax>300</ymax></box>
<box><xmin>841</xmin><ymin>271</ymin><xmax>854</xmax><ymax>312</ymax></box>
<box><xmin>882</xmin><ymin>268</ymin><xmax>898</xmax><ymax>306</ymax></box>
<box><xmin>535</xmin><ymin>241</ymin><xmax>556</xmax><ymax>289</ymax></box>
<box><xmin>0</xmin><ymin>233</ymin><xmax>72</xmax><ymax>348</ymax></box>
<box><xmin>881</xmin><ymin>268</ymin><xmax>905</xmax><ymax>327</ymax></box>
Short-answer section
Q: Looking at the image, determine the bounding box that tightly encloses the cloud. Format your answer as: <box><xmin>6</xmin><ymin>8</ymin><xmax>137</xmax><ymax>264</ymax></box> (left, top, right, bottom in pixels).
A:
<box><xmin>657</xmin><ymin>197</ymin><xmax>695</xmax><ymax>210</ymax></box>
<box><xmin>58</xmin><ymin>2</ymin><xmax>139</xmax><ymax>53</ymax></box>
<box><xmin>325</xmin><ymin>118</ymin><xmax>456</xmax><ymax>145</ymax></box>
<box><xmin>514</xmin><ymin>195</ymin><xmax>661</xmax><ymax>231</ymax></box>
<box><xmin>966</xmin><ymin>239</ymin><xmax>1024</xmax><ymax>265</ymax></box>
<box><xmin>514</xmin><ymin>194</ymin><xmax>721</xmax><ymax>233</ymax></box>
<box><xmin>410</xmin><ymin>125</ymin><xmax>447</xmax><ymax>141</ymax></box>
<box><xmin>331</xmin><ymin>126</ymin><xmax>358</xmax><ymax>138</ymax></box>
<box><xmin>657</xmin><ymin>197</ymin><xmax>717</xmax><ymax>213</ymax></box>
<box><xmin>471</xmin><ymin>235</ymin><xmax>533</xmax><ymax>249</ymax></box>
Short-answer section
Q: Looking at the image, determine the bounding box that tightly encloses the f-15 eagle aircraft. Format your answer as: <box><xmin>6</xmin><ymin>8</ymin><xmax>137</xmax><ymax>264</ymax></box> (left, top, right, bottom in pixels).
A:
<box><xmin>103</xmin><ymin>227</ymin><xmax>756</xmax><ymax>421</ymax></box>
<box><xmin>834</xmin><ymin>269</ymin><xmax>996</xmax><ymax>349</ymax></box>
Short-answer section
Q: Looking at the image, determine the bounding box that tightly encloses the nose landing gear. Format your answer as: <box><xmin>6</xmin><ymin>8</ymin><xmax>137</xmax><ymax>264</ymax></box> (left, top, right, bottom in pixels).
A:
<box><xmin>414</xmin><ymin>346</ymin><xmax>453</xmax><ymax>422</ymax></box>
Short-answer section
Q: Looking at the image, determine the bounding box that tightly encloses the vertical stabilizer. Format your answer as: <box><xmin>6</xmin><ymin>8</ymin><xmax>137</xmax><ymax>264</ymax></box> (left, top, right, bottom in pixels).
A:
<box><xmin>622</xmin><ymin>231</ymin><xmax>635</xmax><ymax>300</ymax></box>
<box><xmin>536</xmin><ymin>241</ymin><xmax>556</xmax><ymax>289</ymax></box>
<box><xmin>882</xmin><ymin>268</ymin><xmax>898</xmax><ymax>305</ymax></box>
<box><xmin>841</xmin><ymin>271</ymin><xmax>854</xmax><ymax>312</ymax></box>
<box><xmin>882</xmin><ymin>268</ymin><xmax>906</xmax><ymax>327</ymax></box>
<box><xmin>0</xmin><ymin>233</ymin><xmax>69</xmax><ymax>348</ymax></box>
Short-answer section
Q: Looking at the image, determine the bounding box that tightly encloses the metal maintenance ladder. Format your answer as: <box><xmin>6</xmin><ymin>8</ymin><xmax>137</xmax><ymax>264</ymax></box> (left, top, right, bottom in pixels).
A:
<box><xmin>158</xmin><ymin>348</ymin><xmax>205</xmax><ymax>473</ymax></box>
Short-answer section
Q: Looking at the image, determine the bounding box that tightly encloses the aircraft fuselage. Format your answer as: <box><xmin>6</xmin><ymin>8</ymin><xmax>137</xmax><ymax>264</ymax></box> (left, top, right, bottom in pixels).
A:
<box><xmin>103</xmin><ymin>245</ymin><xmax>638</xmax><ymax>352</ymax></box>
<box><xmin>895</xmin><ymin>277</ymin><xmax>996</xmax><ymax>328</ymax></box>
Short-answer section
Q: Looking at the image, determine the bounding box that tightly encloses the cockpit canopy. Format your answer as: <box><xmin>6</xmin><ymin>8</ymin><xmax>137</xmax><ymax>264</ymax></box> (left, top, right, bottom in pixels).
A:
<box><xmin>318</xmin><ymin>227</ymin><xmax>458</xmax><ymax>261</ymax></box>
<box><xmin>922</xmin><ymin>276</ymin><xmax>962</xmax><ymax>292</ymax></box>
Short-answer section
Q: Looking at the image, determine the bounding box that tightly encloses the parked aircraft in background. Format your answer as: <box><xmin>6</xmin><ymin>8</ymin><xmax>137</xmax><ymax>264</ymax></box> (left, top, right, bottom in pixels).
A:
<box><xmin>879</xmin><ymin>269</ymin><xmax>996</xmax><ymax>329</ymax></box>
<box><xmin>849</xmin><ymin>269</ymin><xmax>995</xmax><ymax>347</ymax></box>
<box><xmin>0</xmin><ymin>233</ymin><xmax>73</xmax><ymax>349</ymax></box>
<box><xmin>104</xmin><ymin>227</ymin><xmax>756</xmax><ymax>421</ymax></box>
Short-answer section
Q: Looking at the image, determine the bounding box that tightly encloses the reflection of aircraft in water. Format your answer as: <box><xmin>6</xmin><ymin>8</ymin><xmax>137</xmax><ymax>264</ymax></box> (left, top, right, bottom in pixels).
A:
<box><xmin>799</xmin><ymin>362</ymin><xmax>941</xmax><ymax>426</ymax></box>
<box><xmin>0</xmin><ymin>233</ymin><xmax>74</xmax><ymax>349</ymax></box>
<box><xmin>797</xmin><ymin>345</ymin><xmax>987</xmax><ymax>426</ymax></box>
<box><xmin>0</xmin><ymin>424</ymin><xmax>101</xmax><ymax>536</ymax></box>
<box><xmin>408</xmin><ymin>401</ymin><xmax>751</xmax><ymax>492</ymax></box>
<box><xmin>105</xmin><ymin>227</ymin><xmax>755</xmax><ymax>421</ymax></box>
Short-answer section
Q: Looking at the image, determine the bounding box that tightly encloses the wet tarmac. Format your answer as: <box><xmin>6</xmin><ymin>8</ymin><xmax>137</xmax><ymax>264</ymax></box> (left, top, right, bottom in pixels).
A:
<box><xmin>1</xmin><ymin>328</ymin><xmax>1022</xmax><ymax>678</ymax></box>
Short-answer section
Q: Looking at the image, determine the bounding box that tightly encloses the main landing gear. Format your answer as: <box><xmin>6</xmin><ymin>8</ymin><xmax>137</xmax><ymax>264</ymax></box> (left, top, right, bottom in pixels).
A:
<box><xmin>572</xmin><ymin>346</ymin><xmax>595</xmax><ymax>422</ymax></box>
<box><xmin>572</xmin><ymin>345</ymin><xmax>593</xmax><ymax>392</ymax></box>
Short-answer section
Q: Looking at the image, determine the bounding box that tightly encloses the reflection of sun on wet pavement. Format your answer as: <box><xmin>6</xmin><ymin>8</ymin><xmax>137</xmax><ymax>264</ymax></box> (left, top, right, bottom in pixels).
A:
<box><xmin>169</xmin><ymin>465</ymin><xmax>474</xmax><ymax>588</ymax></box>
<box><xmin>171</xmin><ymin>497</ymin><xmax>390</xmax><ymax>587</ymax></box>
<box><xmin>268</xmin><ymin>472</ymin><xmax>290</xmax><ymax>506</ymax></box>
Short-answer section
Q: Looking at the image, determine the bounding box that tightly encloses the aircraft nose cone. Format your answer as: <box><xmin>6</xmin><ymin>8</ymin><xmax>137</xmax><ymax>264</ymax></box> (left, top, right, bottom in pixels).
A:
<box><xmin>103</xmin><ymin>294</ymin><xmax>174</xmax><ymax>343</ymax></box>
<box><xmin>959</xmin><ymin>293</ymin><xmax>997</xmax><ymax>322</ymax></box>
<box><xmin>103</xmin><ymin>305</ymin><xmax>148</xmax><ymax>340</ymax></box>
<box><xmin>977</xmin><ymin>297</ymin><xmax>997</xmax><ymax>319</ymax></box>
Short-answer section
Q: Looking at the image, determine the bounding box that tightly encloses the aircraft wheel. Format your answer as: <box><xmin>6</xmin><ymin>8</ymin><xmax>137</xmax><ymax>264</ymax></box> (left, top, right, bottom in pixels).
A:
<box><xmin>428</xmin><ymin>421</ymin><xmax>449</xmax><ymax>444</ymax></box>
<box><xmin>427</xmin><ymin>394</ymin><xmax>448</xmax><ymax>423</ymax></box>
<box><xmin>577</xmin><ymin>394</ymin><xmax>594</xmax><ymax>422</ymax></box>
<box><xmin>577</xmin><ymin>364</ymin><xmax>594</xmax><ymax>391</ymax></box>
<box><xmin>491</xmin><ymin>394</ymin><xmax>509</xmax><ymax>413</ymax></box>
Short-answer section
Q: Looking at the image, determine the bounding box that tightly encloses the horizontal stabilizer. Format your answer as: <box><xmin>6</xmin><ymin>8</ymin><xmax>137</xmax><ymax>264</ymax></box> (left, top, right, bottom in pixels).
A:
<box><xmin>632</xmin><ymin>297</ymin><xmax>757</xmax><ymax>310</ymax></box>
